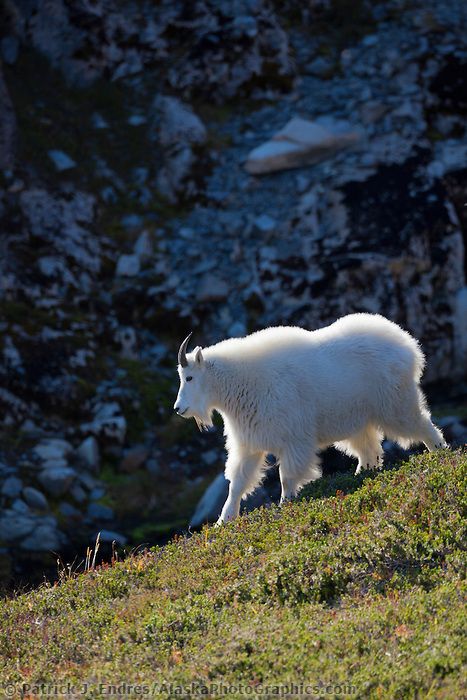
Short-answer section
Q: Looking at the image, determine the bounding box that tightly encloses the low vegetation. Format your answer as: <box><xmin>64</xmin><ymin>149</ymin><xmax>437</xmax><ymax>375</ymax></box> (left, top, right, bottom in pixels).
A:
<box><xmin>1</xmin><ymin>450</ymin><xmax>465</xmax><ymax>698</ymax></box>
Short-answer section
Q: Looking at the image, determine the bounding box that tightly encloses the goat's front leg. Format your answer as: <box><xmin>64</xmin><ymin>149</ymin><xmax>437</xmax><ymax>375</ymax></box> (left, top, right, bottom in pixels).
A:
<box><xmin>216</xmin><ymin>451</ymin><xmax>265</xmax><ymax>526</ymax></box>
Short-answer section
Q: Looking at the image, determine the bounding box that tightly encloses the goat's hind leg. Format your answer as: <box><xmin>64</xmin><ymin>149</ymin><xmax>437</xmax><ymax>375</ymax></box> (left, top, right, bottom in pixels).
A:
<box><xmin>335</xmin><ymin>425</ymin><xmax>384</xmax><ymax>476</ymax></box>
<box><xmin>278</xmin><ymin>443</ymin><xmax>321</xmax><ymax>504</ymax></box>
<box><xmin>423</xmin><ymin>420</ymin><xmax>447</xmax><ymax>451</ymax></box>
<box><xmin>391</xmin><ymin>413</ymin><xmax>447</xmax><ymax>452</ymax></box>
<box><xmin>382</xmin><ymin>385</ymin><xmax>447</xmax><ymax>451</ymax></box>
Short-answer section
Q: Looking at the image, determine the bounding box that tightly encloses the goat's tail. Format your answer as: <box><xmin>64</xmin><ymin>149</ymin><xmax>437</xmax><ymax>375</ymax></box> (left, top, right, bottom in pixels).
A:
<box><xmin>407</xmin><ymin>333</ymin><xmax>425</xmax><ymax>384</ymax></box>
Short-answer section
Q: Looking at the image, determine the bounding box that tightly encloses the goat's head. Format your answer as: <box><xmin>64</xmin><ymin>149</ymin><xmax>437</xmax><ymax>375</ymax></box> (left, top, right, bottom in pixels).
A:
<box><xmin>174</xmin><ymin>333</ymin><xmax>212</xmax><ymax>430</ymax></box>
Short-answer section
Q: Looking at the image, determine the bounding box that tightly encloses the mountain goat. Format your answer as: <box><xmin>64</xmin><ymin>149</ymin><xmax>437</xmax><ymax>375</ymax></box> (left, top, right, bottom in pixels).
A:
<box><xmin>174</xmin><ymin>314</ymin><xmax>446</xmax><ymax>525</ymax></box>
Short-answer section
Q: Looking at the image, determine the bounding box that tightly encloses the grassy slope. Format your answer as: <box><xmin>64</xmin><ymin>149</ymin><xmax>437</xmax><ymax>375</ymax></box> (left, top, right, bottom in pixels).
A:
<box><xmin>0</xmin><ymin>450</ymin><xmax>465</xmax><ymax>698</ymax></box>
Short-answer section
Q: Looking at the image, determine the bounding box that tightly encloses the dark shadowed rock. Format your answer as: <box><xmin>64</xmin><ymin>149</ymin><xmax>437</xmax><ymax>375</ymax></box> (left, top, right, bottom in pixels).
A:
<box><xmin>0</xmin><ymin>65</ymin><xmax>16</xmax><ymax>169</ymax></box>
<box><xmin>21</xmin><ymin>524</ymin><xmax>62</xmax><ymax>551</ymax></box>
<box><xmin>119</xmin><ymin>445</ymin><xmax>149</xmax><ymax>473</ymax></box>
<box><xmin>38</xmin><ymin>467</ymin><xmax>76</xmax><ymax>497</ymax></box>
<box><xmin>22</xmin><ymin>487</ymin><xmax>49</xmax><ymax>512</ymax></box>
<box><xmin>0</xmin><ymin>511</ymin><xmax>35</xmax><ymax>541</ymax></box>
<box><xmin>87</xmin><ymin>502</ymin><xmax>114</xmax><ymax>521</ymax></box>
<box><xmin>2</xmin><ymin>476</ymin><xmax>22</xmax><ymax>498</ymax></box>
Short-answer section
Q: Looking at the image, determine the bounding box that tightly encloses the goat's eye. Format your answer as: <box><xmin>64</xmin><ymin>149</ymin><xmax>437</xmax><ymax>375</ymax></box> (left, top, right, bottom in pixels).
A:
<box><xmin>186</xmin><ymin>376</ymin><xmax>193</xmax><ymax>382</ymax></box>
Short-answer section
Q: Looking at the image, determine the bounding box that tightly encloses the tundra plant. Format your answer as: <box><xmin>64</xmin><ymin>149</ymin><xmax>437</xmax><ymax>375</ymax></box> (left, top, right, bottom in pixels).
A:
<box><xmin>174</xmin><ymin>314</ymin><xmax>446</xmax><ymax>525</ymax></box>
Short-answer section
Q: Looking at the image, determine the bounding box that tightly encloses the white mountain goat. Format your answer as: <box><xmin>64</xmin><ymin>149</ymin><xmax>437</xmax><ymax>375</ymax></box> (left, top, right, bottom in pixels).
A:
<box><xmin>174</xmin><ymin>314</ymin><xmax>447</xmax><ymax>525</ymax></box>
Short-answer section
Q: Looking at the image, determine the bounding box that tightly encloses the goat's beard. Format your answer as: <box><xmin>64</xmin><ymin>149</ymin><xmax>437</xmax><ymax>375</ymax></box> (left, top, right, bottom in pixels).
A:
<box><xmin>193</xmin><ymin>408</ymin><xmax>214</xmax><ymax>433</ymax></box>
<box><xmin>195</xmin><ymin>417</ymin><xmax>209</xmax><ymax>432</ymax></box>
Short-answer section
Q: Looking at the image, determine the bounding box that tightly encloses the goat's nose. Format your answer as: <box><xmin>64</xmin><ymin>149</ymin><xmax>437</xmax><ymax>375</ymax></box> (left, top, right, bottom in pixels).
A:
<box><xmin>174</xmin><ymin>405</ymin><xmax>179</xmax><ymax>413</ymax></box>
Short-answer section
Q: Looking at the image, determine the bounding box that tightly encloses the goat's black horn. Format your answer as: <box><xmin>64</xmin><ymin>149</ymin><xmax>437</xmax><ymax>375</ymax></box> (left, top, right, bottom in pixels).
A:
<box><xmin>178</xmin><ymin>332</ymin><xmax>192</xmax><ymax>367</ymax></box>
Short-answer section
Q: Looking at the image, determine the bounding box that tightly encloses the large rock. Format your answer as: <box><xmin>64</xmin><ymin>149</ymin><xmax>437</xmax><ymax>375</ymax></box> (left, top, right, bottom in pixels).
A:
<box><xmin>157</xmin><ymin>96</ymin><xmax>207</xmax><ymax>149</ymax></box>
<box><xmin>76</xmin><ymin>436</ymin><xmax>100</xmax><ymax>472</ymax></box>
<box><xmin>189</xmin><ymin>473</ymin><xmax>275</xmax><ymax>528</ymax></box>
<box><xmin>22</xmin><ymin>487</ymin><xmax>49</xmax><ymax>511</ymax></box>
<box><xmin>1</xmin><ymin>476</ymin><xmax>22</xmax><ymax>498</ymax></box>
<box><xmin>47</xmin><ymin>149</ymin><xmax>76</xmax><ymax>171</ymax></box>
<box><xmin>115</xmin><ymin>254</ymin><xmax>140</xmax><ymax>278</ymax></box>
<box><xmin>189</xmin><ymin>473</ymin><xmax>229</xmax><ymax>528</ymax></box>
<box><xmin>196</xmin><ymin>274</ymin><xmax>230</xmax><ymax>303</ymax></box>
<box><xmin>38</xmin><ymin>467</ymin><xmax>76</xmax><ymax>497</ymax></box>
<box><xmin>21</xmin><ymin>524</ymin><xmax>62</xmax><ymax>551</ymax></box>
<box><xmin>33</xmin><ymin>439</ymin><xmax>73</xmax><ymax>462</ymax></box>
<box><xmin>245</xmin><ymin>118</ymin><xmax>360</xmax><ymax>175</ymax></box>
<box><xmin>0</xmin><ymin>510</ymin><xmax>35</xmax><ymax>541</ymax></box>
<box><xmin>87</xmin><ymin>502</ymin><xmax>114</xmax><ymax>521</ymax></box>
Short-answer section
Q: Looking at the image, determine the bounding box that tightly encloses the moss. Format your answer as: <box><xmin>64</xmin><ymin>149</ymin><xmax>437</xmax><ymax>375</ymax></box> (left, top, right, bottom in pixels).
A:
<box><xmin>426</xmin><ymin>128</ymin><xmax>446</xmax><ymax>142</ymax></box>
<box><xmin>157</xmin><ymin>415</ymin><xmax>199</xmax><ymax>448</ymax></box>
<box><xmin>0</xmin><ymin>300</ymin><xmax>54</xmax><ymax>334</ymax></box>
<box><xmin>115</xmin><ymin>357</ymin><xmax>174</xmax><ymax>442</ymax></box>
<box><xmin>130</xmin><ymin>519</ymin><xmax>188</xmax><ymax>542</ymax></box>
<box><xmin>275</xmin><ymin>0</ymin><xmax>379</xmax><ymax>53</ymax></box>
<box><xmin>4</xmin><ymin>47</ymin><xmax>153</xmax><ymax>208</ymax></box>
<box><xmin>432</xmin><ymin>403</ymin><xmax>467</xmax><ymax>420</ymax></box>
<box><xmin>100</xmin><ymin>458</ymin><xmax>212</xmax><ymax>551</ymax></box>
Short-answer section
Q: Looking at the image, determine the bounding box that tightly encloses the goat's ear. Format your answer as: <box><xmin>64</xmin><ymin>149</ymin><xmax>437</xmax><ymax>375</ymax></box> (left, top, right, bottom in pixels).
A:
<box><xmin>194</xmin><ymin>346</ymin><xmax>204</xmax><ymax>366</ymax></box>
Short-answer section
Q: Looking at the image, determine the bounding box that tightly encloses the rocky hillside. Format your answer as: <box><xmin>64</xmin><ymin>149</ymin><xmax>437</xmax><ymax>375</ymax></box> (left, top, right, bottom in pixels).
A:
<box><xmin>0</xmin><ymin>450</ymin><xmax>465</xmax><ymax>697</ymax></box>
<box><xmin>0</xmin><ymin>0</ymin><xmax>466</xmax><ymax>586</ymax></box>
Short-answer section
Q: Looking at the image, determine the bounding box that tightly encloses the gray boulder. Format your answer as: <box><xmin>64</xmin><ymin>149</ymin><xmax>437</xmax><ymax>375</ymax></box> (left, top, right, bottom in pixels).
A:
<box><xmin>47</xmin><ymin>149</ymin><xmax>76</xmax><ymax>171</ymax></box>
<box><xmin>190</xmin><ymin>473</ymin><xmax>275</xmax><ymax>528</ymax></box>
<box><xmin>87</xmin><ymin>503</ymin><xmax>114</xmax><ymax>521</ymax></box>
<box><xmin>0</xmin><ymin>510</ymin><xmax>35</xmax><ymax>541</ymax></box>
<box><xmin>59</xmin><ymin>502</ymin><xmax>82</xmax><ymax>519</ymax></box>
<box><xmin>196</xmin><ymin>274</ymin><xmax>230</xmax><ymax>303</ymax></box>
<box><xmin>11</xmin><ymin>499</ymin><xmax>30</xmax><ymax>514</ymax></box>
<box><xmin>2</xmin><ymin>476</ymin><xmax>23</xmax><ymax>498</ymax></box>
<box><xmin>20</xmin><ymin>524</ymin><xmax>62</xmax><ymax>551</ymax></box>
<box><xmin>245</xmin><ymin>117</ymin><xmax>360</xmax><ymax>175</ymax></box>
<box><xmin>157</xmin><ymin>96</ymin><xmax>207</xmax><ymax>149</ymax></box>
<box><xmin>76</xmin><ymin>436</ymin><xmax>100</xmax><ymax>472</ymax></box>
<box><xmin>190</xmin><ymin>474</ymin><xmax>229</xmax><ymax>528</ymax></box>
<box><xmin>22</xmin><ymin>487</ymin><xmax>49</xmax><ymax>511</ymax></box>
<box><xmin>34</xmin><ymin>438</ymin><xmax>73</xmax><ymax>461</ymax></box>
<box><xmin>115</xmin><ymin>254</ymin><xmax>141</xmax><ymax>278</ymax></box>
<box><xmin>38</xmin><ymin>467</ymin><xmax>76</xmax><ymax>497</ymax></box>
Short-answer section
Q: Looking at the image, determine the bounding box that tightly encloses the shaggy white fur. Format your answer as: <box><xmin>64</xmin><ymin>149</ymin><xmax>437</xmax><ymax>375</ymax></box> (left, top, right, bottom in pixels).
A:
<box><xmin>174</xmin><ymin>314</ymin><xmax>447</xmax><ymax>524</ymax></box>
